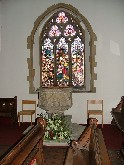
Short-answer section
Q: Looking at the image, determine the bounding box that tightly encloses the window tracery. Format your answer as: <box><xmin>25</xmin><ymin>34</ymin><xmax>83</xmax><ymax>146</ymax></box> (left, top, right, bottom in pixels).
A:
<box><xmin>27</xmin><ymin>3</ymin><xmax>97</xmax><ymax>93</ymax></box>
<box><xmin>40</xmin><ymin>11</ymin><xmax>84</xmax><ymax>89</ymax></box>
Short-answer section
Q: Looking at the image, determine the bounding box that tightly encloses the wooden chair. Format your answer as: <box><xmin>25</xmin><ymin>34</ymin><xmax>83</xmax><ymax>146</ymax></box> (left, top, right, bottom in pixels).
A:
<box><xmin>18</xmin><ymin>100</ymin><xmax>36</xmax><ymax>126</ymax></box>
<box><xmin>87</xmin><ymin>99</ymin><xmax>104</xmax><ymax>128</ymax></box>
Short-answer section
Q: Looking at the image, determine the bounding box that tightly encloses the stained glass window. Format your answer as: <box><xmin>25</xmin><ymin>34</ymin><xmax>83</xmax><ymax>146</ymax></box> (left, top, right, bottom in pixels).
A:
<box><xmin>40</xmin><ymin>11</ymin><xmax>85</xmax><ymax>89</ymax></box>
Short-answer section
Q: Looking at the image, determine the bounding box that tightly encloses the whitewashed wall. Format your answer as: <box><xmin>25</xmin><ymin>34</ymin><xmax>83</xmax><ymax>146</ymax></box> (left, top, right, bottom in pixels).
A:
<box><xmin>0</xmin><ymin>0</ymin><xmax>124</xmax><ymax>124</ymax></box>
<box><xmin>0</xmin><ymin>1</ymin><xmax>2</xmax><ymax>65</ymax></box>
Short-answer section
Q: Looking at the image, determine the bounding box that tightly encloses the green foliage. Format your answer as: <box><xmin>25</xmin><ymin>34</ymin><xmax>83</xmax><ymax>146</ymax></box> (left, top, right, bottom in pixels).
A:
<box><xmin>38</xmin><ymin>113</ymin><xmax>71</xmax><ymax>142</ymax></box>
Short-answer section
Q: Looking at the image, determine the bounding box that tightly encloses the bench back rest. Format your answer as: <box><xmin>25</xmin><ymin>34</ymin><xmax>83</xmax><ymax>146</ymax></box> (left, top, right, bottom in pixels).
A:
<box><xmin>0</xmin><ymin>96</ymin><xmax>17</xmax><ymax>123</ymax></box>
<box><xmin>89</xmin><ymin>127</ymin><xmax>111</xmax><ymax>165</ymax></box>
<box><xmin>64</xmin><ymin>118</ymin><xmax>111</xmax><ymax>165</ymax></box>
<box><xmin>0</xmin><ymin>118</ymin><xmax>46</xmax><ymax>165</ymax></box>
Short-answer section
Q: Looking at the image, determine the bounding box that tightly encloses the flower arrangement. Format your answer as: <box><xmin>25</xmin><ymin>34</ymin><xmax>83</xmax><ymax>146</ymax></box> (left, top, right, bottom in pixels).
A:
<box><xmin>38</xmin><ymin>113</ymin><xmax>71</xmax><ymax>143</ymax></box>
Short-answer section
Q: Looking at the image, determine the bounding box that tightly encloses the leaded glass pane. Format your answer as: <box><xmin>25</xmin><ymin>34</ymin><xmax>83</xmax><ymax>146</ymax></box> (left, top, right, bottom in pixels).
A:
<box><xmin>56</xmin><ymin>12</ymin><xmax>68</xmax><ymax>23</ymax></box>
<box><xmin>64</xmin><ymin>25</ymin><xmax>76</xmax><ymax>36</ymax></box>
<box><xmin>40</xmin><ymin>11</ymin><xmax>85</xmax><ymax>89</ymax></box>
<box><xmin>41</xmin><ymin>38</ymin><xmax>54</xmax><ymax>87</ymax></box>
<box><xmin>56</xmin><ymin>49</ymin><xmax>69</xmax><ymax>87</ymax></box>
<box><xmin>56</xmin><ymin>37</ymin><xmax>68</xmax><ymax>54</ymax></box>
<box><xmin>71</xmin><ymin>36</ymin><xmax>84</xmax><ymax>87</ymax></box>
<box><xmin>49</xmin><ymin>25</ymin><xmax>61</xmax><ymax>37</ymax></box>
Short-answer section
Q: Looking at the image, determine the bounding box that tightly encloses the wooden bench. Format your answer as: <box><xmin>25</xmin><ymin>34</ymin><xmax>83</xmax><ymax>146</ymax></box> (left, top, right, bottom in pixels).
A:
<box><xmin>0</xmin><ymin>96</ymin><xmax>18</xmax><ymax>124</ymax></box>
<box><xmin>64</xmin><ymin>118</ymin><xmax>111</xmax><ymax>165</ymax></box>
<box><xmin>111</xmin><ymin>96</ymin><xmax>124</xmax><ymax>158</ymax></box>
<box><xmin>0</xmin><ymin>118</ymin><xmax>46</xmax><ymax>165</ymax></box>
<box><xmin>0</xmin><ymin>117</ymin><xmax>110</xmax><ymax>165</ymax></box>
<box><xmin>111</xmin><ymin>96</ymin><xmax>124</xmax><ymax>132</ymax></box>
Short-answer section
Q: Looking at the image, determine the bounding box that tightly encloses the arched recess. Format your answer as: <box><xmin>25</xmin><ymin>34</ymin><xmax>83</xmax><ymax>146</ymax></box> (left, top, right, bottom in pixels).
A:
<box><xmin>27</xmin><ymin>3</ymin><xmax>97</xmax><ymax>94</ymax></box>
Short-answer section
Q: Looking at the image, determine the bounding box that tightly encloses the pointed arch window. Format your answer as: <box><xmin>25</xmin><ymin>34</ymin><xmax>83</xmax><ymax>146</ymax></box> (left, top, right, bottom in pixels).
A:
<box><xmin>40</xmin><ymin>11</ymin><xmax>85</xmax><ymax>90</ymax></box>
<box><xmin>27</xmin><ymin>3</ymin><xmax>97</xmax><ymax>94</ymax></box>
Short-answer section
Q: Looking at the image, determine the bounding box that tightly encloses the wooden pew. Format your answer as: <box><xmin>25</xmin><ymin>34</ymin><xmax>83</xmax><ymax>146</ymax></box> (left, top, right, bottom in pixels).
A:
<box><xmin>0</xmin><ymin>118</ymin><xmax>46</xmax><ymax>165</ymax></box>
<box><xmin>111</xmin><ymin>96</ymin><xmax>124</xmax><ymax>132</ymax></box>
<box><xmin>64</xmin><ymin>118</ymin><xmax>111</xmax><ymax>165</ymax></box>
<box><xmin>0</xmin><ymin>117</ymin><xmax>110</xmax><ymax>165</ymax></box>
<box><xmin>111</xmin><ymin>96</ymin><xmax>124</xmax><ymax>158</ymax></box>
<box><xmin>0</xmin><ymin>96</ymin><xmax>18</xmax><ymax>124</ymax></box>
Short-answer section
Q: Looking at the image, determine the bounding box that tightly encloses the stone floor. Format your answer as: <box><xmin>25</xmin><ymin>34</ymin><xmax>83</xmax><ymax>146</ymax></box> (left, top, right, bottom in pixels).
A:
<box><xmin>71</xmin><ymin>123</ymin><xmax>86</xmax><ymax>140</ymax></box>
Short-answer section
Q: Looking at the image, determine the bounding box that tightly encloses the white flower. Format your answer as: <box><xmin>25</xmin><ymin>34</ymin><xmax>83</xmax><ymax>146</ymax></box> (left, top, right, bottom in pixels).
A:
<box><xmin>44</xmin><ymin>114</ymin><xmax>71</xmax><ymax>141</ymax></box>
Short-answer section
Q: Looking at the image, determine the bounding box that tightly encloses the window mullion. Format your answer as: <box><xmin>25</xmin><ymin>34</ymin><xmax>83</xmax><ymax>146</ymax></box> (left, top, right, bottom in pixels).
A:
<box><xmin>54</xmin><ymin>45</ymin><xmax>57</xmax><ymax>86</ymax></box>
<box><xmin>68</xmin><ymin>42</ymin><xmax>72</xmax><ymax>86</ymax></box>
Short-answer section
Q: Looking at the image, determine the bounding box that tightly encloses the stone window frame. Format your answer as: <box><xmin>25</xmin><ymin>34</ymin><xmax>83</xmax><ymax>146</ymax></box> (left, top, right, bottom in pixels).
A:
<box><xmin>27</xmin><ymin>3</ymin><xmax>97</xmax><ymax>94</ymax></box>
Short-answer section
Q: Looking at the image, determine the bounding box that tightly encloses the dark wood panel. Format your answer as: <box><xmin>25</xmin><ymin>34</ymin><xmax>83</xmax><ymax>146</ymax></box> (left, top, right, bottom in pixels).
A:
<box><xmin>0</xmin><ymin>96</ymin><xmax>18</xmax><ymax>123</ymax></box>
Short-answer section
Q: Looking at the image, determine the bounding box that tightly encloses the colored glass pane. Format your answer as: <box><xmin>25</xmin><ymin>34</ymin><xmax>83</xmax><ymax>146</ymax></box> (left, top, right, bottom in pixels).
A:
<box><xmin>49</xmin><ymin>25</ymin><xmax>61</xmax><ymax>37</ymax></box>
<box><xmin>56</xmin><ymin>12</ymin><xmax>68</xmax><ymax>23</ymax></box>
<box><xmin>64</xmin><ymin>25</ymin><xmax>76</xmax><ymax>36</ymax></box>
<box><xmin>41</xmin><ymin>11</ymin><xmax>85</xmax><ymax>88</ymax></box>
<box><xmin>41</xmin><ymin>39</ymin><xmax>54</xmax><ymax>87</ymax></box>
<box><xmin>71</xmin><ymin>36</ymin><xmax>84</xmax><ymax>87</ymax></box>
<box><xmin>56</xmin><ymin>49</ymin><xmax>69</xmax><ymax>87</ymax></box>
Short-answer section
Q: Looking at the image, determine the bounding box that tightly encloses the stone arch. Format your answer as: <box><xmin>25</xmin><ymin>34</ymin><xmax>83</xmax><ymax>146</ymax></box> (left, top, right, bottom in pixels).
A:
<box><xmin>27</xmin><ymin>3</ymin><xmax>97</xmax><ymax>93</ymax></box>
